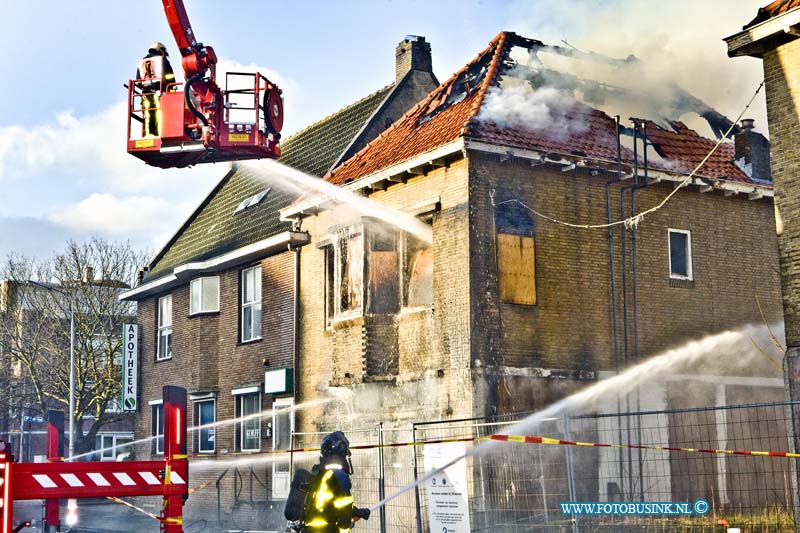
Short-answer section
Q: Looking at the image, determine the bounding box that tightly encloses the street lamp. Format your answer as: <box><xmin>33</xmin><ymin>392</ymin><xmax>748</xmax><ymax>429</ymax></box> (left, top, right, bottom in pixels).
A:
<box><xmin>26</xmin><ymin>280</ymin><xmax>76</xmax><ymax>459</ymax></box>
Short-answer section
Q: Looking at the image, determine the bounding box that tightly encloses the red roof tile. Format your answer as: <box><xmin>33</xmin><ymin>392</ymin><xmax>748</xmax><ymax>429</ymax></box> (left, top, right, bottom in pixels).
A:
<box><xmin>327</xmin><ymin>32</ymin><xmax>765</xmax><ymax>187</ymax></box>
<box><xmin>745</xmin><ymin>0</ymin><xmax>800</xmax><ymax>29</ymax></box>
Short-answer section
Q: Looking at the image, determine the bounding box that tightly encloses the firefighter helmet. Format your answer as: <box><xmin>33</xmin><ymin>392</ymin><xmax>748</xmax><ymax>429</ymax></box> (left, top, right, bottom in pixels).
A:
<box><xmin>320</xmin><ymin>431</ymin><xmax>350</xmax><ymax>457</ymax></box>
<box><xmin>149</xmin><ymin>41</ymin><xmax>169</xmax><ymax>57</ymax></box>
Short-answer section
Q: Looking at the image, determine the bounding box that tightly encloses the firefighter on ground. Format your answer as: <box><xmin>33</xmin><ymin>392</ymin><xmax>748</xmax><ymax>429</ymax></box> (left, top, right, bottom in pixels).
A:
<box><xmin>304</xmin><ymin>431</ymin><xmax>370</xmax><ymax>532</ymax></box>
<box><xmin>136</xmin><ymin>41</ymin><xmax>175</xmax><ymax>137</ymax></box>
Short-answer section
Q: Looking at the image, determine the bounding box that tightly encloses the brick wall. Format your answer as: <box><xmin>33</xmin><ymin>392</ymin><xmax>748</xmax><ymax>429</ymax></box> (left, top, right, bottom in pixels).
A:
<box><xmin>295</xmin><ymin>158</ymin><xmax>474</xmax><ymax>430</ymax></box>
<box><xmin>763</xmin><ymin>39</ymin><xmax>800</xmax><ymax>349</ymax></box>
<box><xmin>133</xmin><ymin>250</ymin><xmax>295</xmax><ymax>520</ymax></box>
<box><xmin>468</xmin><ymin>150</ymin><xmax>782</xmax><ymax>416</ymax></box>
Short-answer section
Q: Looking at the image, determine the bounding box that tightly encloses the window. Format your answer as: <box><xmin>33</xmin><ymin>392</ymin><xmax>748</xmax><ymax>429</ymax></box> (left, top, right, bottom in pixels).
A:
<box><xmin>272</xmin><ymin>398</ymin><xmax>294</xmax><ymax>498</ymax></box>
<box><xmin>194</xmin><ymin>399</ymin><xmax>215</xmax><ymax>453</ymax></box>
<box><xmin>94</xmin><ymin>434</ymin><xmax>133</xmax><ymax>461</ymax></box>
<box><xmin>669</xmin><ymin>229</ymin><xmax>693</xmax><ymax>280</ymax></box>
<box><xmin>151</xmin><ymin>403</ymin><xmax>164</xmax><ymax>455</ymax></box>
<box><xmin>190</xmin><ymin>276</ymin><xmax>220</xmax><ymax>315</ymax></box>
<box><xmin>496</xmin><ymin>201</ymin><xmax>536</xmax><ymax>305</ymax></box>
<box><xmin>335</xmin><ymin>227</ymin><xmax>364</xmax><ymax>318</ymax></box>
<box><xmin>235</xmin><ymin>392</ymin><xmax>261</xmax><ymax>452</ymax></box>
<box><xmin>241</xmin><ymin>266</ymin><xmax>262</xmax><ymax>342</ymax></box>
<box><xmin>402</xmin><ymin>232</ymin><xmax>433</xmax><ymax>308</ymax></box>
<box><xmin>157</xmin><ymin>295</ymin><xmax>172</xmax><ymax>360</ymax></box>
<box><xmin>235</xmin><ymin>188</ymin><xmax>270</xmax><ymax>213</ymax></box>
<box><xmin>325</xmin><ymin>222</ymin><xmax>434</xmax><ymax>323</ymax></box>
<box><xmin>324</xmin><ymin>246</ymin><xmax>335</xmax><ymax>330</ymax></box>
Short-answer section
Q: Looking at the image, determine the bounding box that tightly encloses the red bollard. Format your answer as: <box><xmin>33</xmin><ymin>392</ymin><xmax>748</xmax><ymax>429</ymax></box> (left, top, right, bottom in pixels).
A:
<box><xmin>161</xmin><ymin>385</ymin><xmax>187</xmax><ymax>533</ymax></box>
<box><xmin>1</xmin><ymin>446</ymin><xmax>14</xmax><ymax>533</ymax></box>
<box><xmin>44</xmin><ymin>411</ymin><xmax>64</xmax><ymax>531</ymax></box>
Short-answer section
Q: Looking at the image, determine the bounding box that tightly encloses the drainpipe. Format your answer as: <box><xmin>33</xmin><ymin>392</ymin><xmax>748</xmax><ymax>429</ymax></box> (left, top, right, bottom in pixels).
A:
<box><xmin>291</xmin><ymin>224</ymin><xmax>302</xmax><ymax>415</ymax></box>
<box><xmin>608</xmin><ymin>116</ymin><xmax>625</xmax><ymax>498</ymax></box>
<box><xmin>621</xmin><ymin>120</ymin><xmax>652</xmax><ymax>501</ymax></box>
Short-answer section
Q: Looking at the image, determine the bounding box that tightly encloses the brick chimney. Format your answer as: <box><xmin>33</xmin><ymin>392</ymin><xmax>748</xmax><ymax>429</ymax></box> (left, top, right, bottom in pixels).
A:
<box><xmin>734</xmin><ymin>118</ymin><xmax>772</xmax><ymax>182</ymax></box>
<box><xmin>395</xmin><ymin>35</ymin><xmax>433</xmax><ymax>83</ymax></box>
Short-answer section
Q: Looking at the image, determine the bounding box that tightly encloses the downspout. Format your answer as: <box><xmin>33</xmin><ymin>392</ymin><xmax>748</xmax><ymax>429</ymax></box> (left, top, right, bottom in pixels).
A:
<box><xmin>291</xmin><ymin>225</ymin><xmax>302</xmax><ymax>416</ymax></box>
<box><xmin>609</xmin><ymin>116</ymin><xmax>625</xmax><ymax>497</ymax></box>
<box><xmin>621</xmin><ymin>121</ymin><xmax>651</xmax><ymax>501</ymax></box>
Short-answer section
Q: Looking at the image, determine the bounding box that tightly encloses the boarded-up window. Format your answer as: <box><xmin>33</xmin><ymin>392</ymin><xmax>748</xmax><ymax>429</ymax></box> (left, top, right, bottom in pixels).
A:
<box><xmin>498</xmin><ymin>233</ymin><xmax>536</xmax><ymax>305</ymax></box>
<box><xmin>496</xmin><ymin>200</ymin><xmax>536</xmax><ymax>305</ymax></box>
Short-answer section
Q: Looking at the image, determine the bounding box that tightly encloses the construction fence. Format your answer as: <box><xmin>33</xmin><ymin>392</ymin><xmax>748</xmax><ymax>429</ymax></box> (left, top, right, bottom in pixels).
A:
<box><xmin>290</xmin><ymin>400</ymin><xmax>799</xmax><ymax>533</ymax></box>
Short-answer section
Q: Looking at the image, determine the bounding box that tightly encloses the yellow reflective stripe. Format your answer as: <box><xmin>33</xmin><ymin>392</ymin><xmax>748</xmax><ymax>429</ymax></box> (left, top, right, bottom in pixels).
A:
<box><xmin>314</xmin><ymin>470</ymin><xmax>335</xmax><ymax>510</ymax></box>
<box><xmin>306</xmin><ymin>518</ymin><xmax>328</xmax><ymax>526</ymax></box>
<box><xmin>339</xmin><ymin>529</ymin><xmax>350</xmax><ymax>533</ymax></box>
<box><xmin>333</xmin><ymin>495</ymin><xmax>354</xmax><ymax>508</ymax></box>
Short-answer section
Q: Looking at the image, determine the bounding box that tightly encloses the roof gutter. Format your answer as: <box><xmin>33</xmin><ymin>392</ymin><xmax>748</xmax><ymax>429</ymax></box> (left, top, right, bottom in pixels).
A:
<box><xmin>725</xmin><ymin>7</ymin><xmax>800</xmax><ymax>57</ymax></box>
<box><xmin>280</xmin><ymin>138</ymin><xmax>464</xmax><ymax>220</ymax></box>
<box><xmin>119</xmin><ymin>230</ymin><xmax>310</xmax><ymax>301</ymax></box>
<box><xmin>464</xmin><ymin>139</ymin><xmax>774</xmax><ymax>198</ymax></box>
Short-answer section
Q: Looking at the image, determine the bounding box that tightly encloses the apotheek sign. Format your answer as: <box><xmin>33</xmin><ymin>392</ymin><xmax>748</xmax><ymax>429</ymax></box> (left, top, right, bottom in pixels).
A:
<box><xmin>122</xmin><ymin>324</ymin><xmax>138</xmax><ymax>411</ymax></box>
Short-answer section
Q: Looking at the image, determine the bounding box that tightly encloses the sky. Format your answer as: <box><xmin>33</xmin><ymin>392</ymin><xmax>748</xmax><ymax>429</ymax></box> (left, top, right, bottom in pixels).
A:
<box><xmin>0</xmin><ymin>0</ymin><xmax>767</xmax><ymax>261</ymax></box>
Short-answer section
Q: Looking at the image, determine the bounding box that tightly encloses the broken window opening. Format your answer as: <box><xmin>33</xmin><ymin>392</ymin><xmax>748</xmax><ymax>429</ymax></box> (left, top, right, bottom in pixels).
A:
<box><xmin>333</xmin><ymin>226</ymin><xmax>365</xmax><ymax>320</ymax></box>
<box><xmin>496</xmin><ymin>200</ymin><xmax>536</xmax><ymax>305</ymax></box>
<box><xmin>402</xmin><ymin>229</ymin><xmax>433</xmax><ymax>309</ymax></box>
<box><xmin>367</xmin><ymin>228</ymin><xmax>399</xmax><ymax>315</ymax></box>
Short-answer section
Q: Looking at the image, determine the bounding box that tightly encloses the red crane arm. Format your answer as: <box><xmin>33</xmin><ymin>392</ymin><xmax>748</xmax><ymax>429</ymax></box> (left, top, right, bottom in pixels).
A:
<box><xmin>161</xmin><ymin>0</ymin><xmax>217</xmax><ymax>80</ymax></box>
<box><xmin>162</xmin><ymin>0</ymin><xmax>197</xmax><ymax>53</ymax></box>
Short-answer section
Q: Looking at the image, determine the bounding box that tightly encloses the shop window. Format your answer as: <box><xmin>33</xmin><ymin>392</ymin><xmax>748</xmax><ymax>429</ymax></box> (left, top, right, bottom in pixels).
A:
<box><xmin>496</xmin><ymin>201</ymin><xmax>536</xmax><ymax>305</ymax></box>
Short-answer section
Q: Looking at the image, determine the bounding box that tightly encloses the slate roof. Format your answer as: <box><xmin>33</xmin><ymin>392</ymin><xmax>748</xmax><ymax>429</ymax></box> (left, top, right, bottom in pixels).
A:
<box><xmin>745</xmin><ymin>0</ymin><xmax>800</xmax><ymax>29</ymax></box>
<box><xmin>328</xmin><ymin>32</ymin><xmax>762</xmax><ymax>187</ymax></box>
<box><xmin>146</xmin><ymin>165</ymin><xmax>294</xmax><ymax>280</ymax></box>
<box><xmin>144</xmin><ymin>84</ymin><xmax>395</xmax><ymax>283</ymax></box>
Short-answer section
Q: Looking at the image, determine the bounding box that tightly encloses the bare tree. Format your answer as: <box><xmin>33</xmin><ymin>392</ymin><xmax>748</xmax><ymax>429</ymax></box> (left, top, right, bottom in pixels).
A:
<box><xmin>0</xmin><ymin>238</ymin><xmax>147</xmax><ymax>456</ymax></box>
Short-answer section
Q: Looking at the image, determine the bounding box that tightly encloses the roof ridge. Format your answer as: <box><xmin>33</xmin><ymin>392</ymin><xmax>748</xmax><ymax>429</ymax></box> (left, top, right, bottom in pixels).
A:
<box><xmin>461</xmin><ymin>31</ymin><xmax>511</xmax><ymax>136</ymax></box>
<box><xmin>327</xmin><ymin>32</ymin><xmax>511</xmax><ymax>179</ymax></box>
<box><xmin>283</xmin><ymin>83</ymin><xmax>394</xmax><ymax>142</ymax></box>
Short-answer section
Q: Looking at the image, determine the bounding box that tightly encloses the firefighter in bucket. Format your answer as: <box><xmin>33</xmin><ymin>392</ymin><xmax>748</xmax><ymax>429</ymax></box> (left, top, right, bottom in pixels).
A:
<box><xmin>285</xmin><ymin>431</ymin><xmax>370</xmax><ymax>532</ymax></box>
<box><xmin>136</xmin><ymin>41</ymin><xmax>176</xmax><ymax>137</ymax></box>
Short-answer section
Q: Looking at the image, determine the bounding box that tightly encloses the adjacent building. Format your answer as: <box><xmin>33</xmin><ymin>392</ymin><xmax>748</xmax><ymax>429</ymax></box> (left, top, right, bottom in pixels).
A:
<box><xmin>120</xmin><ymin>36</ymin><xmax>439</xmax><ymax>526</ymax></box>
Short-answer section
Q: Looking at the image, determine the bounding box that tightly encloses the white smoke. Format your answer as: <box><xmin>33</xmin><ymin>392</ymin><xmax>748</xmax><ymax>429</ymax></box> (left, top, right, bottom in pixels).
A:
<box><xmin>481</xmin><ymin>82</ymin><xmax>588</xmax><ymax>137</ymax></box>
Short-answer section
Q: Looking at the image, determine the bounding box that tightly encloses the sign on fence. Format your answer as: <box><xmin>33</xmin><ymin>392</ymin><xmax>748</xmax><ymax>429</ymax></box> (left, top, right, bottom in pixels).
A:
<box><xmin>423</xmin><ymin>441</ymin><xmax>471</xmax><ymax>532</ymax></box>
<box><xmin>122</xmin><ymin>324</ymin><xmax>138</xmax><ymax>411</ymax></box>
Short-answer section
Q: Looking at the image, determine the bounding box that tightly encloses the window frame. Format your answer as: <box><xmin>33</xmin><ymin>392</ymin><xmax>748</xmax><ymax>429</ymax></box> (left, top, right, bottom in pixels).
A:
<box><xmin>189</xmin><ymin>276</ymin><xmax>220</xmax><ymax>315</ymax></box>
<box><xmin>194</xmin><ymin>398</ymin><xmax>216</xmax><ymax>454</ymax></box>
<box><xmin>150</xmin><ymin>401</ymin><xmax>164</xmax><ymax>455</ymax></box>
<box><xmin>400</xmin><ymin>229</ymin><xmax>434</xmax><ymax>310</ymax></box>
<box><xmin>235</xmin><ymin>391</ymin><xmax>262</xmax><ymax>452</ymax></box>
<box><xmin>332</xmin><ymin>225</ymin><xmax>366</xmax><ymax>322</ymax></box>
<box><xmin>668</xmin><ymin>228</ymin><xmax>693</xmax><ymax>280</ymax></box>
<box><xmin>156</xmin><ymin>295</ymin><xmax>172</xmax><ymax>361</ymax></box>
<box><xmin>240</xmin><ymin>265</ymin><xmax>263</xmax><ymax>343</ymax></box>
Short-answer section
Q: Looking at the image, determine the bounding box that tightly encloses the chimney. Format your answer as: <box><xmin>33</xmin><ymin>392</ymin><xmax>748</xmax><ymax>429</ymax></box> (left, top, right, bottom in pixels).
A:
<box><xmin>395</xmin><ymin>35</ymin><xmax>432</xmax><ymax>83</ymax></box>
<box><xmin>83</xmin><ymin>266</ymin><xmax>94</xmax><ymax>283</ymax></box>
<box><xmin>734</xmin><ymin>118</ymin><xmax>772</xmax><ymax>182</ymax></box>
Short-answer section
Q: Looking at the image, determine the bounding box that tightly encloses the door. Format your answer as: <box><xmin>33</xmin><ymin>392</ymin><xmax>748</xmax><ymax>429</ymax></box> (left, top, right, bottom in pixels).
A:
<box><xmin>272</xmin><ymin>397</ymin><xmax>294</xmax><ymax>498</ymax></box>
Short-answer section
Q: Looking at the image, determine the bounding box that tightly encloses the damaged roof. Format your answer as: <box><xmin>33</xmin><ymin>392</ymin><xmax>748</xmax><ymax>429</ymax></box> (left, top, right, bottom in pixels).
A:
<box><xmin>745</xmin><ymin>0</ymin><xmax>800</xmax><ymax>29</ymax></box>
<box><xmin>328</xmin><ymin>31</ymin><xmax>760</xmax><ymax>186</ymax></box>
